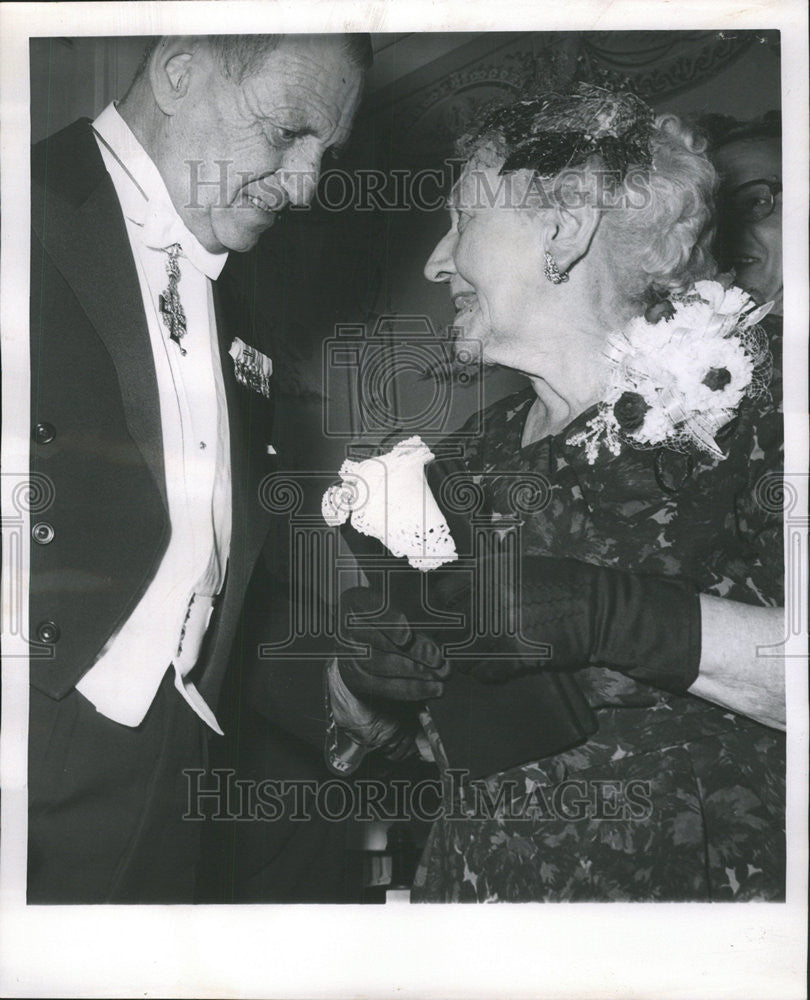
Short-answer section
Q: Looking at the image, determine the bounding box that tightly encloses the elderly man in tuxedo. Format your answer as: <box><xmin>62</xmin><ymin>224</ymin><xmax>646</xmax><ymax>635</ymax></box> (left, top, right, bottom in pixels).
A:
<box><xmin>28</xmin><ymin>33</ymin><xmax>371</xmax><ymax>903</ymax></box>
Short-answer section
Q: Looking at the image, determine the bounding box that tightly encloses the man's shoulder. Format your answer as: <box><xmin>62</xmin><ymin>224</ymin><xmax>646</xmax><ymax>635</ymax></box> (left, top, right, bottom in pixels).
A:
<box><xmin>32</xmin><ymin>118</ymin><xmax>101</xmax><ymax>206</ymax></box>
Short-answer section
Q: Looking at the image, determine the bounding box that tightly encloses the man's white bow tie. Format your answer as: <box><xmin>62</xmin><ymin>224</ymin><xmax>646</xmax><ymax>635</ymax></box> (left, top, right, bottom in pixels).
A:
<box><xmin>141</xmin><ymin>206</ymin><xmax>184</xmax><ymax>251</ymax></box>
<box><xmin>139</xmin><ymin>199</ymin><xmax>219</xmax><ymax>279</ymax></box>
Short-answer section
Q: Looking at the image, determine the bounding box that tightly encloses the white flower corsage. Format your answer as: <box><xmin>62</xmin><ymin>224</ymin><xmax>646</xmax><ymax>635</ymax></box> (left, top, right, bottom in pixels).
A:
<box><xmin>322</xmin><ymin>436</ymin><xmax>458</xmax><ymax>571</ymax></box>
<box><xmin>567</xmin><ymin>280</ymin><xmax>773</xmax><ymax>464</ymax></box>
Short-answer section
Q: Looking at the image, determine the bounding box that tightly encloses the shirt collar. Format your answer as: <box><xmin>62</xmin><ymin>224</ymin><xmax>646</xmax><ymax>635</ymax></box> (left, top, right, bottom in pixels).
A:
<box><xmin>92</xmin><ymin>103</ymin><xmax>228</xmax><ymax>280</ymax></box>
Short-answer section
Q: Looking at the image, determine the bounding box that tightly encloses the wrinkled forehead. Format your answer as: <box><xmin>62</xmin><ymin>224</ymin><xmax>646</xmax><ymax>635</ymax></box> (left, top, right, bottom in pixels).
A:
<box><xmin>714</xmin><ymin>137</ymin><xmax>781</xmax><ymax>188</ymax></box>
<box><xmin>244</xmin><ymin>36</ymin><xmax>363</xmax><ymax>140</ymax></box>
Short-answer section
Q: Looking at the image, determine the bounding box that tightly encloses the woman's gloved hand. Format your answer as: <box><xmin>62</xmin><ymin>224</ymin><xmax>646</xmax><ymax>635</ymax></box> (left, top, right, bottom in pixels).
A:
<box><xmin>432</xmin><ymin>555</ymin><xmax>701</xmax><ymax>692</ymax></box>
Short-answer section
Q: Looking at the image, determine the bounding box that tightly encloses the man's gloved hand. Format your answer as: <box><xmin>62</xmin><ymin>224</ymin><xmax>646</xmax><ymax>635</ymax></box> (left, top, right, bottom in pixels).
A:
<box><xmin>432</xmin><ymin>555</ymin><xmax>701</xmax><ymax>693</ymax></box>
<box><xmin>337</xmin><ymin>585</ymin><xmax>451</xmax><ymax>702</ymax></box>
<box><xmin>327</xmin><ymin>659</ymin><xmax>416</xmax><ymax>759</ymax></box>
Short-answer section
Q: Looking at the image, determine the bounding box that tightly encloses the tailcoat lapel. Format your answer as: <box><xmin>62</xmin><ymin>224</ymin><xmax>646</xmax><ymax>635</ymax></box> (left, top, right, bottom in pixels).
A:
<box><xmin>31</xmin><ymin>119</ymin><xmax>277</xmax><ymax>706</ymax></box>
<box><xmin>31</xmin><ymin>119</ymin><xmax>167</xmax><ymax>512</ymax></box>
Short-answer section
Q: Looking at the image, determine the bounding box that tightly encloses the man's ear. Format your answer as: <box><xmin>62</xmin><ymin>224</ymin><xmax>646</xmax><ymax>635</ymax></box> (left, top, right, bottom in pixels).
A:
<box><xmin>148</xmin><ymin>36</ymin><xmax>200</xmax><ymax>115</ymax></box>
<box><xmin>547</xmin><ymin>200</ymin><xmax>601</xmax><ymax>274</ymax></box>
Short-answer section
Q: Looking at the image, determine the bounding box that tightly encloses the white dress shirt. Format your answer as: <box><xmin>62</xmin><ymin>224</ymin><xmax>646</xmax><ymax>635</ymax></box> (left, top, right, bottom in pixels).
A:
<box><xmin>76</xmin><ymin>104</ymin><xmax>231</xmax><ymax>733</ymax></box>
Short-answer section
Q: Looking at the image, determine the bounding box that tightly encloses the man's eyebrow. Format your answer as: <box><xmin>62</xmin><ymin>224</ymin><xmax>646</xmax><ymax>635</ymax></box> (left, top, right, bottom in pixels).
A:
<box><xmin>261</xmin><ymin>106</ymin><xmax>305</xmax><ymax>124</ymax></box>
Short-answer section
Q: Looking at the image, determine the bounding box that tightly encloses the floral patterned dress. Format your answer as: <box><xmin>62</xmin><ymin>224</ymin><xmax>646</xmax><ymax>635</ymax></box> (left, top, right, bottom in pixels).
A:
<box><xmin>412</xmin><ymin>317</ymin><xmax>784</xmax><ymax>903</ymax></box>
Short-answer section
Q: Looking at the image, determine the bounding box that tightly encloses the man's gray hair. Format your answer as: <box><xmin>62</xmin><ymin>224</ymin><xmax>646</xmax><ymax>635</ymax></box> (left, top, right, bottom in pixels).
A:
<box><xmin>132</xmin><ymin>33</ymin><xmax>372</xmax><ymax>87</ymax></box>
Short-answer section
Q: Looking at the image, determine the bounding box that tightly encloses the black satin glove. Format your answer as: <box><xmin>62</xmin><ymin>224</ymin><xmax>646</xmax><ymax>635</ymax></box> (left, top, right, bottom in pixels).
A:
<box><xmin>432</xmin><ymin>556</ymin><xmax>701</xmax><ymax>693</ymax></box>
<box><xmin>337</xmin><ymin>585</ymin><xmax>451</xmax><ymax>702</ymax></box>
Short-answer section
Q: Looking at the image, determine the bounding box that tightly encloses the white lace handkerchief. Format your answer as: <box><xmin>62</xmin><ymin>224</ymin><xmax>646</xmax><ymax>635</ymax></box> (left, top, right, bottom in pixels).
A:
<box><xmin>322</xmin><ymin>436</ymin><xmax>458</xmax><ymax>571</ymax></box>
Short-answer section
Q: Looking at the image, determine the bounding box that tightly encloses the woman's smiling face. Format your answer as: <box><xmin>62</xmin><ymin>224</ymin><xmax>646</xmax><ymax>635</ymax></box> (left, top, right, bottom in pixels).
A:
<box><xmin>423</xmin><ymin>153</ymin><xmax>551</xmax><ymax>370</ymax></box>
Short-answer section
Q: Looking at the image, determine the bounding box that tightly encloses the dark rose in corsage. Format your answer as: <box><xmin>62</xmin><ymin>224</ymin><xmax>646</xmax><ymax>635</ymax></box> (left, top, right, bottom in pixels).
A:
<box><xmin>702</xmin><ymin>367</ymin><xmax>732</xmax><ymax>391</ymax></box>
<box><xmin>644</xmin><ymin>299</ymin><xmax>676</xmax><ymax>324</ymax></box>
<box><xmin>612</xmin><ymin>391</ymin><xmax>649</xmax><ymax>431</ymax></box>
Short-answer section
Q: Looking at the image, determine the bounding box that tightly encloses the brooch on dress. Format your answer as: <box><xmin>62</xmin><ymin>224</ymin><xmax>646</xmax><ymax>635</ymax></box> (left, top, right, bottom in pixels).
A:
<box><xmin>229</xmin><ymin>338</ymin><xmax>273</xmax><ymax>399</ymax></box>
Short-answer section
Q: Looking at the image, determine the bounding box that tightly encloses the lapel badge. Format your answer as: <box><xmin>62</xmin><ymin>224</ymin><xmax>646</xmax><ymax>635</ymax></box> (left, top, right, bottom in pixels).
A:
<box><xmin>229</xmin><ymin>338</ymin><xmax>273</xmax><ymax>399</ymax></box>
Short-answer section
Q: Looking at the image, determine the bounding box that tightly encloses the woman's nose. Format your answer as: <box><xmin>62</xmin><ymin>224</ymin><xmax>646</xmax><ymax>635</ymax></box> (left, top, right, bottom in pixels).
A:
<box><xmin>424</xmin><ymin>229</ymin><xmax>457</xmax><ymax>282</ymax></box>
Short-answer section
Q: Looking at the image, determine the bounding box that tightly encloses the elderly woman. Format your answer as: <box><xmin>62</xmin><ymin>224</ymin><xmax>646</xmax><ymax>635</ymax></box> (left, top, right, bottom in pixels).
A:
<box><xmin>335</xmin><ymin>86</ymin><xmax>785</xmax><ymax>902</ymax></box>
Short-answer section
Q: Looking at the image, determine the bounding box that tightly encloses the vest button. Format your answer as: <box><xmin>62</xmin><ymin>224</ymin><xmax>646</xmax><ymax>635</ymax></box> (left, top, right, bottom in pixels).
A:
<box><xmin>32</xmin><ymin>522</ymin><xmax>55</xmax><ymax>545</ymax></box>
<box><xmin>36</xmin><ymin>620</ymin><xmax>60</xmax><ymax>644</ymax></box>
<box><xmin>33</xmin><ymin>422</ymin><xmax>56</xmax><ymax>444</ymax></box>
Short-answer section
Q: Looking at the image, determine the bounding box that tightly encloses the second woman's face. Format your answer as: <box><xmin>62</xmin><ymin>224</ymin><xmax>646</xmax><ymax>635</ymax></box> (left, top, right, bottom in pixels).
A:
<box><xmin>424</xmin><ymin>157</ymin><xmax>550</xmax><ymax>369</ymax></box>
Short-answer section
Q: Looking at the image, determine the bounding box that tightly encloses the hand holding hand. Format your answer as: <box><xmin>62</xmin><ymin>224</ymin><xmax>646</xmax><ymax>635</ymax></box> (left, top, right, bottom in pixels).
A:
<box><xmin>337</xmin><ymin>586</ymin><xmax>451</xmax><ymax>702</ymax></box>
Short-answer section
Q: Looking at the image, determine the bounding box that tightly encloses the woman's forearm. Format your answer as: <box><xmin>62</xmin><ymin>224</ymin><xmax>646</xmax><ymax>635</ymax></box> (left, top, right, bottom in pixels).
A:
<box><xmin>688</xmin><ymin>595</ymin><xmax>785</xmax><ymax>729</ymax></box>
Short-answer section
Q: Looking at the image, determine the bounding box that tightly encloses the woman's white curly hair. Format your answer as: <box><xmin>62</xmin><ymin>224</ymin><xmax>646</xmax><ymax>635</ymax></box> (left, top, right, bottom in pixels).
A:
<box><xmin>600</xmin><ymin>113</ymin><xmax>717</xmax><ymax>303</ymax></box>
<box><xmin>459</xmin><ymin>95</ymin><xmax>718</xmax><ymax>307</ymax></box>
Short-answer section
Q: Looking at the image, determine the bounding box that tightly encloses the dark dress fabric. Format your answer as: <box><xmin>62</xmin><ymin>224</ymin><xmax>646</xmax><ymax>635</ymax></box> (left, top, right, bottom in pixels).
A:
<box><xmin>412</xmin><ymin>318</ymin><xmax>785</xmax><ymax>902</ymax></box>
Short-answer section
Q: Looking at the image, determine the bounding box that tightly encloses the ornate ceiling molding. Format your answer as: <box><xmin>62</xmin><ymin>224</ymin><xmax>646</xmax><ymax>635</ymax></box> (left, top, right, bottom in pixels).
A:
<box><xmin>362</xmin><ymin>31</ymin><xmax>768</xmax><ymax>161</ymax></box>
